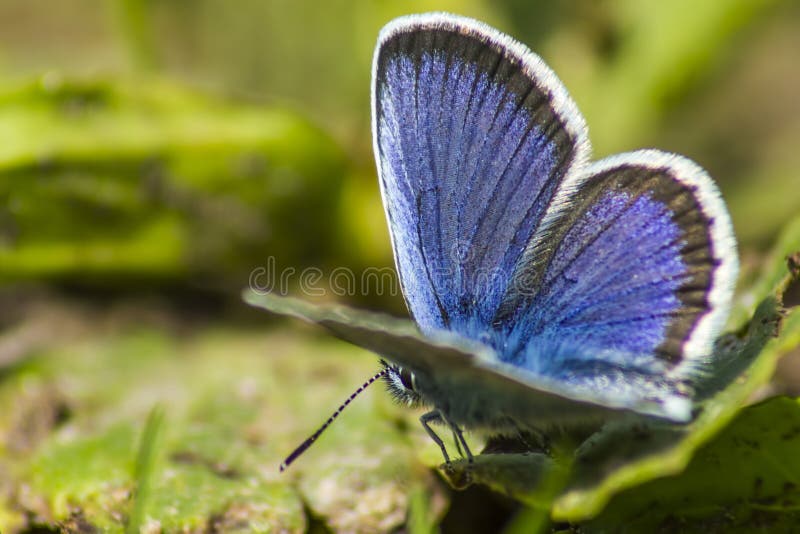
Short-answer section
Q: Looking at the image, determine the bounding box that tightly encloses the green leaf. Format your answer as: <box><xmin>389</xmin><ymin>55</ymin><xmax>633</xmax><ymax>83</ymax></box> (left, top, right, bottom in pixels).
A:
<box><xmin>128</xmin><ymin>405</ymin><xmax>165</xmax><ymax>534</ymax></box>
<box><xmin>0</xmin><ymin>77</ymin><xmax>346</xmax><ymax>285</ymax></box>
<box><xmin>587</xmin><ymin>397</ymin><xmax>800</xmax><ymax>531</ymax></box>
<box><xmin>731</xmin><ymin>214</ymin><xmax>800</xmax><ymax>327</ymax></box>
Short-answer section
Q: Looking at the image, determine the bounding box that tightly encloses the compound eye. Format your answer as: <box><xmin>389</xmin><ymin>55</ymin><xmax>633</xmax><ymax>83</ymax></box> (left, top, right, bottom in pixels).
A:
<box><xmin>398</xmin><ymin>367</ymin><xmax>415</xmax><ymax>391</ymax></box>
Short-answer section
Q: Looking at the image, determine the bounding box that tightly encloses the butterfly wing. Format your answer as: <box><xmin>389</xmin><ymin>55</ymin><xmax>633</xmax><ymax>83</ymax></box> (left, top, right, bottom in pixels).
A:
<box><xmin>495</xmin><ymin>150</ymin><xmax>738</xmax><ymax>407</ymax></box>
<box><xmin>248</xmin><ymin>14</ymin><xmax>739</xmax><ymax>433</ymax></box>
<box><xmin>372</xmin><ymin>13</ymin><xmax>589</xmax><ymax>335</ymax></box>
<box><xmin>243</xmin><ymin>291</ymin><xmax>661</xmax><ymax>429</ymax></box>
<box><xmin>373</xmin><ymin>14</ymin><xmax>738</xmax><ymax>421</ymax></box>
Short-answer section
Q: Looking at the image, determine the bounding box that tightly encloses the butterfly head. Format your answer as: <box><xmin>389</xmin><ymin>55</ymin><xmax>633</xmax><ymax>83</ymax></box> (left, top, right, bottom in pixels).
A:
<box><xmin>381</xmin><ymin>360</ymin><xmax>424</xmax><ymax>407</ymax></box>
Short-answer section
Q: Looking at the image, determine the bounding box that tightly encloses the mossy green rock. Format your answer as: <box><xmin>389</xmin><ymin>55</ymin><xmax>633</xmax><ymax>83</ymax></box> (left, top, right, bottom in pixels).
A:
<box><xmin>0</xmin><ymin>319</ymin><xmax>437</xmax><ymax>532</ymax></box>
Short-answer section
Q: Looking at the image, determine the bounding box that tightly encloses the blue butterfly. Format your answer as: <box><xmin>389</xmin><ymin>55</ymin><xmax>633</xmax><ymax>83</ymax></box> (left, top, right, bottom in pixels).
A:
<box><xmin>249</xmin><ymin>12</ymin><xmax>739</xmax><ymax>470</ymax></box>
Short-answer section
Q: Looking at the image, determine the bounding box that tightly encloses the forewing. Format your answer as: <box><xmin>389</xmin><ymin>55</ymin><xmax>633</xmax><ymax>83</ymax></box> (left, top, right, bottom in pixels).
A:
<box><xmin>496</xmin><ymin>150</ymin><xmax>738</xmax><ymax>385</ymax></box>
<box><xmin>372</xmin><ymin>14</ymin><xmax>588</xmax><ymax>334</ymax></box>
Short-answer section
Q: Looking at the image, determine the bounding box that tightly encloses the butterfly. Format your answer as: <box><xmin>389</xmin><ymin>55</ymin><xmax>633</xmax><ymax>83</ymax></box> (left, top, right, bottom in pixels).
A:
<box><xmin>246</xmin><ymin>12</ymin><xmax>739</xmax><ymax>471</ymax></box>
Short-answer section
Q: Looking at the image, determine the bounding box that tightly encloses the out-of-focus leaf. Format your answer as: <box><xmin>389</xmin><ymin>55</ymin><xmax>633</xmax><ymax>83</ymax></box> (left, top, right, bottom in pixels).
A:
<box><xmin>127</xmin><ymin>405</ymin><xmax>165</xmax><ymax>534</ymax></box>
<box><xmin>0</xmin><ymin>77</ymin><xmax>346</xmax><ymax>287</ymax></box>
<box><xmin>563</xmin><ymin>0</ymin><xmax>781</xmax><ymax>155</ymax></box>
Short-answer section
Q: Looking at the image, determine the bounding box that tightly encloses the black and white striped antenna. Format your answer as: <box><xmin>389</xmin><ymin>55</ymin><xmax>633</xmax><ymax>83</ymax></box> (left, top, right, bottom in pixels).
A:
<box><xmin>280</xmin><ymin>368</ymin><xmax>389</xmax><ymax>472</ymax></box>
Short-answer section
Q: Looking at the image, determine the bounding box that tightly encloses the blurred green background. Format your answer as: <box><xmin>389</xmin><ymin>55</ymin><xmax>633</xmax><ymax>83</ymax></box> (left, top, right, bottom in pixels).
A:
<box><xmin>0</xmin><ymin>0</ymin><xmax>798</xmax><ymax>532</ymax></box>
<box><xmin>1</xmin><ymin>0</ymin><xmax>798</xmax><ymax>295</ymax></box>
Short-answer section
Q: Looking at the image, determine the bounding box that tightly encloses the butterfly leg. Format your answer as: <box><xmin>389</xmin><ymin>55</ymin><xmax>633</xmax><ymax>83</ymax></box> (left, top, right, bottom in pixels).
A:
<box><xmin>449</xmin><ymin>422</ymin><xmax>474</xmax><ymax>463</ymax></box>
<box><xmin>420</xmin><ymin>410</ymin><xmax>451</xmax><ymax>464</ymax></box>
<box><xmin>451</xmin><ymin>429</ymin><xmax>464</xmax><ymax>458</ymax></box>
